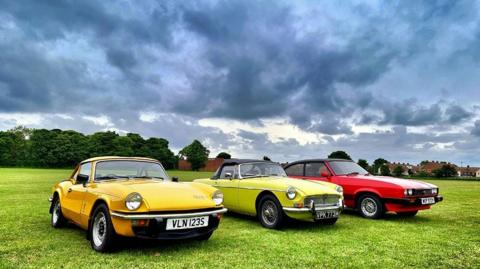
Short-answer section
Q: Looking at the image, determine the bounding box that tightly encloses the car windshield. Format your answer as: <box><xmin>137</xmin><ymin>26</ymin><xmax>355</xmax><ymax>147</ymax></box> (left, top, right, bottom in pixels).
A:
<box><xmin>328</xmin><ymin>161</ymin><xmax>369</xmax><ymax>176</ymax></box>
<box><xmin>239</xmin><ymin>162</ymin><xmax>287</xmax><ymax>178</ymax></box>
<box><xmin>95</xmin><ymin>160</ymin><xmax>169</xmax><ymax>181</ymax></box>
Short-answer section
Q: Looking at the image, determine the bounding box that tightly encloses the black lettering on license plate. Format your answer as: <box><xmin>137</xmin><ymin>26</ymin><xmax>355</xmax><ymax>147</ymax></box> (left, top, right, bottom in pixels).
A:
<box><xmin>316</xmin><ymin>210</ymin><xmax>338</xmax><ymax>219</ymax></box>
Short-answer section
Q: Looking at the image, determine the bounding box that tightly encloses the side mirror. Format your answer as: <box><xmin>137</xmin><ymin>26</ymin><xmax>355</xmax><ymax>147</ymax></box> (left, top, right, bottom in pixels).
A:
<box><xmin>172</xmin><ymin>176</ymin><xmax>179</xmax><ymax>182</ymax></box>
<box><xmin>320</xmin><ymin>171</ymin><xmax>331</xmax><ymax>178</ymax></box>
<box><xmin>225</xmin><ymin>172</ymin><xmax>233</xmax><ymax>179</ymax></box>
<box><xmin>76</xmin><ymin>174</ymin><xmax>89</xmax><ymax>185</ymax></box>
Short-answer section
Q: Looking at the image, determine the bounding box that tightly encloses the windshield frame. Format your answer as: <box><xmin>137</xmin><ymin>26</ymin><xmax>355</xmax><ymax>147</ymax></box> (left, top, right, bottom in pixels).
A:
<box><xmin>327</xmin><ymin>160</ymin><xmax>369</xmax><ymax>176</ymax></box>
<box><xmin>238</xmin><ymin>162</ymin><xmax>287</xmax><ymax>179</ymax></box>
<box><xmin>93</xmin><ymin>160</ymin><xmax>170</xmax><ymax>182</ymax></box>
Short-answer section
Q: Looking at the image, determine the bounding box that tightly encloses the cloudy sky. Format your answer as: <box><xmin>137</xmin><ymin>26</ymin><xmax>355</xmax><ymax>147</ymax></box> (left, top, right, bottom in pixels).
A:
<box><xmin>1</xmin><ymin>0</ymin><xmax>480</xmax><ymax>165</ymax></box>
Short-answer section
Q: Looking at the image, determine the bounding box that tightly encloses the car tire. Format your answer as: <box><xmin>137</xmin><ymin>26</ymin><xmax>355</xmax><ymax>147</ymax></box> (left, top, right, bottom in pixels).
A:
<box><xmin>196</xmin><ymin>231</ymin><xmax>214</xmax><ymax>241</ymax></box>
<box><xmin>51</xmin><ymin>197</ymin><xmax>67</xmax><ymax>228</ymax></box>
<box><xmin>315</xmin><ymin>218</ymin><xmax>338</xmax><ymax>225</ymax></box>
<box><xmin>257</xmin><ymin>194</ymin><xmax>285</xmax><ymax>229</ymax></box>
<box><xmin>397</xmin><ymin>211</ymin><xmax>418</xmax><ymax>217</ymax></box>
<box><xmin>90</xmin><ymin>204</ymin><xmax>117</xmax><ymax>252</ymax></box>
<box><xmin>357</xmin><ymin>194</ymin><xmax>384</xmax><ymax>219</ymax></box>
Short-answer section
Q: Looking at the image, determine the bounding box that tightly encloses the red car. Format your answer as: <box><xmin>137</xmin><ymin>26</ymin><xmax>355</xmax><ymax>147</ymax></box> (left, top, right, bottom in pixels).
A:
<box><xmin>284</xmin><ymin>159</ymin><xmax>443</xmax><ymax>219</ymax></box>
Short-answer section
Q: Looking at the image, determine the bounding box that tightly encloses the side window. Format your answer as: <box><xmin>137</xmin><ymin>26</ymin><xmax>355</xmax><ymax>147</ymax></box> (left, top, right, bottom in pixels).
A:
<box><xmin>219</xmin><ymin>165</ymin><xmax>236</xmax><ymax>179</ymax></box>
<box><xmin>75</xmin><ymin>163</ymin><xmax>91</xmax><ymax>181</ymax></box>
<box><xmin>285</xmin><ymin>163</ymin><xmax>304</xmax><ymax>176</ymax></box>
<box><xmin>305</xmin><ymin>162</ymin><xmax>330</xmax><ymax>177</ymax></box>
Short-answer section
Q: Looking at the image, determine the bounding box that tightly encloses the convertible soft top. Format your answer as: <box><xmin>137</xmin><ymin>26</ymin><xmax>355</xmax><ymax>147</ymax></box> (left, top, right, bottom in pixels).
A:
<box><xmin>211</xmin><ymin>159</ymin><xmax>274</xmax><ymax>179</ymax></box>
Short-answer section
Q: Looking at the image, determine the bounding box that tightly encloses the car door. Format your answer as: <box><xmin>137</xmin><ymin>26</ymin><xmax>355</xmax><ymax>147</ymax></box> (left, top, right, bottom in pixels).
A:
<box><xmin>303</xmin><ymin>162</ymin><xmax>334</xmax><ymax>183</ymax></box>
<box><xmin>212</xmin><ymin>165</ymin><xmax>240</xmax><ymax>211</ymax></box>
<box><xmin>61</xmin><ymin>162</ymin><xmax>91</xmax><ymax>224</ymax></box>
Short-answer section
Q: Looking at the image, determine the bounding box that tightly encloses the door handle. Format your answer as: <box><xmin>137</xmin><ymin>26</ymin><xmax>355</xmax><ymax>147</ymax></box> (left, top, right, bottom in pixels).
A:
<box><xmin>68</xmin><ymin>188</ymin><xmax>72</xmax><ymax>193</ymax></box>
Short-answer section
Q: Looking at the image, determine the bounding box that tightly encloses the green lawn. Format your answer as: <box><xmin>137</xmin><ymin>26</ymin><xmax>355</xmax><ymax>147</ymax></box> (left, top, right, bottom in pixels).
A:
<box><xmin>0</xmin><ymin>168</ymin><xmax>479</xmax><ymax>268</ymax></box>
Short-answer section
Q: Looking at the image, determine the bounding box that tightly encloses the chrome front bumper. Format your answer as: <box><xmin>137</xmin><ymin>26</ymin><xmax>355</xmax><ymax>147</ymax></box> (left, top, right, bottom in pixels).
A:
<box><xmin>283</xmin><ymin>205</ymin><xmax>343</xmax><ymax>213</ymax></box>
<box><xmin>111</xmin><ymin>208</ymin><xmax>228</xmax><ymax>220</ymax></box>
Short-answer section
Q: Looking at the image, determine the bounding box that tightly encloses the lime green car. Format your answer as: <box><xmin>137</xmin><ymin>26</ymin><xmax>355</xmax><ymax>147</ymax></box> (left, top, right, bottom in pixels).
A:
<box><xmin>194</xmin><ymin>159</ymin><xmax>344</xmax><ymax>228</ymax></box>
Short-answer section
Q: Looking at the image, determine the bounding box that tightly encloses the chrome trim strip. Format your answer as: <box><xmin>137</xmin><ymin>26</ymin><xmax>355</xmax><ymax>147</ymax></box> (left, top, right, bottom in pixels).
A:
<box><xmin>283</xmin><ymin>205</ymin><xmax>342</xmax><ymax>212</ymax></box>
<box><xmin>111</xmin><ymin>208</ymin><xmax>228</xmax><ymax>219</ymax></box>
<box><xmin>214</xmin><ymin>185</ymin><xmax>285</xmax><ymax>192</ymax></box>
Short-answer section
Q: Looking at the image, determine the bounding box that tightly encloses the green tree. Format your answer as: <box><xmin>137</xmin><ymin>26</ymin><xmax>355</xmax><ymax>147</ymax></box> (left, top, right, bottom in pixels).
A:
<box><xmin>216</xmin><ymin>152</ymin><xmax>231</xmax><ymax>159</ymax></box>
<box><xmin>357</xmin><ymin>159</ymin><xmax>369</xmax><ymax>170</ymax></box>
<box><xmin>263</xmin><ymin>156</ymin><xmax>271</xmax><ymax>161</ymax></box>
<box><xmin>380</xmin><ymin>164</ymin><xmax>391</xmax><ymax>176</ymax></box>
<box><xmin>373</xmin><ymin>158</ymin><xmax>388</xmax><ymax>174</ymax></box>
<box><xmin>179</xmin><ymin>140</ymin><xmax>209</xmax><ymax>171</ymax></box>
<box><xmin>51</xmin><ymin>130</ymin><xmax>89</xmax><ymax>167</ymax></box>
<box><xmin>29</xmin><ymin>129</ymin><xmax>59</xmax><ymax>167</ymax></box>
<box><xmin>113</xmin><ymin>136</ymin><xmax>134</xmax><ymax>157</ymax></box>
<box><xmin>126</xmin><ymin>133</ymin><xmax>148</xmax><ymax>156</ymax></box>
<box><xmin>392</xmin><ymin>165</ymin><xmax>405</xmax><ymax>177</ymax></box>
<box><xmin>433</xmin><ymin>164</ymin><xmax>457</xmax><ymax>178</ymax></box>
<box><xmin>328</xmin><ymin>151</ymin><xmax>351</xmax><ymax>160</ymax></box>
<box><xmin>88</xmin><ymin>131</ymin><xmax>119</xmax><ymax>157</ymax></box>
<box><xmin>145</xmin><ymin>137</ymin><xmax>176</xmax><ymax>169</ymax></box>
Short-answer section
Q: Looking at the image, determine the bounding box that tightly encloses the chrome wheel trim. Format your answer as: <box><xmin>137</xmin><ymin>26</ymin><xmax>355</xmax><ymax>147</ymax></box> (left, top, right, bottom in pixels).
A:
<box><xmin>52</xmin><ymin>201</ymin><xmax>60</xmax><ymax>224</ymax></box>
<box><xmin>92</xmin><ymin>212</ymin><xmax>107</xmax><ymax>247</ymax></box>
<box><xmin>261</xmin><ymin>200</ymin><xmax>278</xmax><ymax>226</ymax></box>
<box><xmin>361</xmin><ymin>197</ymin><xmax>377</xmax><ymax>217</ymax></box>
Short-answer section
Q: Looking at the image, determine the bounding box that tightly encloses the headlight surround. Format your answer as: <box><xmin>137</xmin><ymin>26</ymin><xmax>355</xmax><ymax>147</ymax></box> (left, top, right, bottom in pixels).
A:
<box><xmin>286</xmin><ymin>186</ymin><xmax>296</xmax><ymax>200</ymax></box>
<box><xmin>125</xmin><ymin>192</ymin><xmax>142</xmax><ymax>211</ymax></box>
<box><xmin>335</xmin><ymin>185</ymin><xmax>343</xmax><ymax>194</ymax></box>
<box><xmin>432</xmin><ymin>188</ymin><xmax>438</xmax><ymax>195</ymax></box>
<box><xmin>404</xmin><ymin>189</ymin><xmax>414</xmax><ymax>196</ymax></box>
<box><xmin>212</xmin><ymin>190</ymin><xmax>224</xmax><ymax>205</ymax></box>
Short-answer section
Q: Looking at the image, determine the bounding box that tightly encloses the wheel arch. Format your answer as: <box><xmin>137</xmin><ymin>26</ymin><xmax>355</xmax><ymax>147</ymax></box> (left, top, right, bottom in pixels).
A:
<box><xmin>49</xmin><ymin>190</ymin><xmax>61</xmax><ymax>214</ymax></box>
<box><xmin>255</xmin><ymin>190</ymin><xmax>278</xmax><ymax>214</ymax></box>
<box><xmin>353</xmin><ymin>189</ymin><xmax>383</xmax><ymax>207</ymax></box>
<box><xmin>86</xmin><ymin>198</ymin><xmax>110</xmax><ymax>240</ymax></box>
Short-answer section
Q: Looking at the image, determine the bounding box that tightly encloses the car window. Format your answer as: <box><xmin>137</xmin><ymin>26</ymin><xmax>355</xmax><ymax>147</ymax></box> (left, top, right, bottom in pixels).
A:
<box><xmin>219</xmin><ymin>165</ymin><xmax>236</xmax><ymax>179</ymax></box>
<box><xmin>285</xmin><ymin>163</ymin><xmax>304</xmax><ymax>176</ymax></box>
<box><xmin>305</xmin><ymin>162</ymin><xmax>330</xmax><ymax>177</ymax></box>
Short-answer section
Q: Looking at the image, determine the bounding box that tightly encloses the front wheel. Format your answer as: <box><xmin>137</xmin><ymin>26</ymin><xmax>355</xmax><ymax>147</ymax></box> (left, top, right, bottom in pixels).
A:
<box><xmin>90</xmin><ymin>204</ymin><xmax>117</xmax><ymax>252</ymax></box>
<box><xmin>257</xmin><ymin>194</ymin><xmax>285</xmax><ymax>229</ymax></box>
<box><xmin>51</xmin><ymin>197</ymin><xmax>67</xmax><ymax>228</ymax></box>
<box><xmin>357</xmin><ymin>194</ymin><xmax>384</xmax><ymax>219</ymax></box>
<box><xmin>397</xmin><ymin>211</ymin><xmax>418</xmax><ymax>217</ymax></box>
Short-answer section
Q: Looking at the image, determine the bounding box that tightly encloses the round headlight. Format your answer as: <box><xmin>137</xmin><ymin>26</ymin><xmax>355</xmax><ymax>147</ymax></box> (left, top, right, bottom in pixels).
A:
<box><xmin>125</xmin><ymin>192</ymin><xmax>142</xmax><ymax>211</ymax></box>
<box><xmin>432</xmin><ymin>188</ymin><xmax>438</xmax><ymax>195</ymax></box>
<box><xmin>286</xmin><ymin>186</ymin><xmax>296</xmax><ymax>200</ymax></box>
<box><xmin>404</xmin><ymin>189</ymin><xmax>413</xmax><ymax>196</ymax></box>
<box><xmin>212</xmin><ymin>190</ymin><xmax>224</xmax><ymax>206</ymax></box>
<box><xmin>335</xmin><ymin>186</ymin><xmax>343</xmax><ymax>194</ymax></box>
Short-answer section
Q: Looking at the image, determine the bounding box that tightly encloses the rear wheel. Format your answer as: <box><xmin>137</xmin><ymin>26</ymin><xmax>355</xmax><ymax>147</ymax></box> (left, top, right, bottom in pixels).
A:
<box><xmin>90</xmin><ymin>204</ymin><xmax>117</xmax><ymax>252</ymax></box>
<box><xmin>51</xmin><ymin>197</ymin><xmax>67</xmax><ymax>228</ymax></box>
<box><xmin>257</xmin><ymin>194</ymin><xmax>285</xmax><ymax>229</ymax></box>
<box><xmin>397</xmin><ymin>211</ymin><xmax>418</xmax><ymax>217</ymax></box>
<box><xmin>357</xmin><ymin>194</ymin><xmax>384</xmax><ymax>219</ymax></box>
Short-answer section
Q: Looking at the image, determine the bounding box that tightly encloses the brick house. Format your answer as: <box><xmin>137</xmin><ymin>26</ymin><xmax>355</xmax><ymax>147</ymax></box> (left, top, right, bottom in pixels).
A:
<box><xmin>457</xmin><ymin>166</ymin><xmax>480</xmax><ymax>177</ymax></box>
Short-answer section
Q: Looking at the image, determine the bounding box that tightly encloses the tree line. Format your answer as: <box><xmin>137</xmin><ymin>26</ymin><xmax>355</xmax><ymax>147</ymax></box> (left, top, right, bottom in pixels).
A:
<box><xmin>0</xmin><ymin>126</ymin><xmax>177</xmax><ymax>169</ymax></box>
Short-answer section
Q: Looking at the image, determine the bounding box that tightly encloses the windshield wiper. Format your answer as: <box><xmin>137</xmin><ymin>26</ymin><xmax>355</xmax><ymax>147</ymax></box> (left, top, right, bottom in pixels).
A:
<box><xmin>345</xmin><ymin>172</ymin><xmax>359</xmax><ymax>176</ymax></box>
<box><xmin>95</xmin><ymin>175</ymin><xmax>130</xmax><ymax>181</ymax></box>
<box><xmin>242</xmin><ymin>174</ymin><xmax>270</xmax><ymax>178</ymax></box>
<box><xmin>134</xmin><ymin>176</ymin><xmax>164</xmax><ymax>180</ymax></box>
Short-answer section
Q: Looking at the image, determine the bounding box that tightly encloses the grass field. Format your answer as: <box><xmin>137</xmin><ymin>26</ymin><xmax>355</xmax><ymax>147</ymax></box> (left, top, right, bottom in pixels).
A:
<box><xmin>0</xmin><ymin>168</ymin><xmax>479</xmax><ymax>268</ymax></box>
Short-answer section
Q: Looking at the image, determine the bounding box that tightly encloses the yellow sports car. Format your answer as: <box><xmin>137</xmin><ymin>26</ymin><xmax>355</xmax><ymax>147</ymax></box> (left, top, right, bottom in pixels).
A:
<box><xmin>49</xmin><ymin>156</ymin><xmax>227</xmax><ymax>252</ymax></box>
<box><xmin>195</xmin><ymin>159</ymin><xmax>344</xmax><ymax>229</ymax></box>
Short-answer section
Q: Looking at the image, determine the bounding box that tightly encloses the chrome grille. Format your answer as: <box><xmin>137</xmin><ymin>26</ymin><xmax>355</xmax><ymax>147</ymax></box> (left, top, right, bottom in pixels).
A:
<box><xmin>304</xmin><ymin>195</ymin><xmax>340</xmax><ymax>207</ymax></box>
<box><xmin>412</xmin><ymin>189</ymin><xmax>434</xmax><ymax>196</ymax></box>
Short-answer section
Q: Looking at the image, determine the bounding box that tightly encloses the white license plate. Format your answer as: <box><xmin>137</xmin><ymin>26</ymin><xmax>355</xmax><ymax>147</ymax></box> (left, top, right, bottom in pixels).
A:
<box><xmin>166</xmin><ymin>216</ymin><xmax>209</xmax><ymax>230</ymax></box>
<box><xmin>421</xmin><ymin>197</ymin><xmax>435</xmax><ymax>205</ymax></box>
<box><xmin>315</xmin><ymin>210</ymin><xmax>339</xmax><ymax>220</ymax></box>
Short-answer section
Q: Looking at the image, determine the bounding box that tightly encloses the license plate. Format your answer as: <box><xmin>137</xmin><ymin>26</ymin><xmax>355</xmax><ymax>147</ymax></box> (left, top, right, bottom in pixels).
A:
<box><xmin>166</xmin><ymin>216</ymin><xmax>209</xmax><ymax>230</ymax></box>
<box><xmin>421</xmin><ymin>197</ymin><xmax>435</xmax><ymax>205</ymax></box>
<box><xmin>315</xmin><ymin>210</ymin><xmax>339</xmax><ymax>220</ymax></box>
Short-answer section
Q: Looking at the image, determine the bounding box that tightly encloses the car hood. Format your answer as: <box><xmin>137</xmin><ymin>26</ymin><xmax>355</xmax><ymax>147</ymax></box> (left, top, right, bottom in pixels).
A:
<box><xmin>94</xmin><ymin>180</ymin><xmax>218</xmax><ymax>211</ymax></box>
<box><xmin>339</xmin><ymin>175</ymin><xmax>437</xmax><ymax>189</ymax></box>
<box><xmin>260</xmin><ymin>176</ymin><xmax>341</xmax><ymax>196</ymax></box>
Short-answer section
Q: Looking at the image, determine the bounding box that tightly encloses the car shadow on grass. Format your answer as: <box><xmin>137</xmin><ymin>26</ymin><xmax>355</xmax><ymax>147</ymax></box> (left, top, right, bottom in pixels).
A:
<box><xmin>341</xmin><ymin>209</ymin><xmax>435</xmax><ymax>223</ymax></box>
